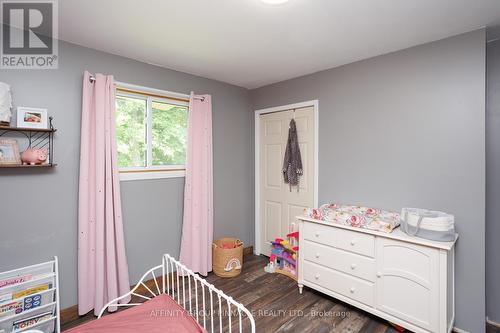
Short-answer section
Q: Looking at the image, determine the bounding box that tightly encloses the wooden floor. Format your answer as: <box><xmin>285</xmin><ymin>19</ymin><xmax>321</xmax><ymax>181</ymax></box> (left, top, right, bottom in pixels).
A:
<box><xmin>488</xmin><ymin>322</ymin><xmax>500</xmax><ymax>333</ymax></box>
<box><xmin>205</xmin><ymin>254</ymin><xmax>399</xmax><ymax>333</ymax></box>
<box><xmin>63</xmin><ymin>254</ymin><xmax>402</xmax><ymax>332</ymax></box>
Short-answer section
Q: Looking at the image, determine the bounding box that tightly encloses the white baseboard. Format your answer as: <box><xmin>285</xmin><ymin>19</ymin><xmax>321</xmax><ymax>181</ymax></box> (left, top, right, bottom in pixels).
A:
<box><xmin>487</xmin><ymin>317</ymin><xmax>500</xmax><ymax>328</ymax></box>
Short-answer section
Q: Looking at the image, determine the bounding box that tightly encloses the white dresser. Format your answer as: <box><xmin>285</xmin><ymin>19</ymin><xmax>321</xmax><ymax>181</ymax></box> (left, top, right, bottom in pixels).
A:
<box><xmin>297</xmin><ymin>216</ymin><xmax>457</xmax><ymax>333</ymax></box>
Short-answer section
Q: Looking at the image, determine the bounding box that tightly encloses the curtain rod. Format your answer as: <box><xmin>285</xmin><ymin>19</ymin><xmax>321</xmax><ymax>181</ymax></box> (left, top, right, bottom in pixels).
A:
<box><xmin>88</xmin><ymin>75</ymin><xmax>205</xmax><ymax>102</ymax></box>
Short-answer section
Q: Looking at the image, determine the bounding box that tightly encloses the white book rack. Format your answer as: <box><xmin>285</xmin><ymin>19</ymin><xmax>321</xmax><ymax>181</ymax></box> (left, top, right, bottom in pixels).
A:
<box><xmin>0</xmin><ymin>257</ymin><xmax>60</xmax><ymax>333</ymax></box>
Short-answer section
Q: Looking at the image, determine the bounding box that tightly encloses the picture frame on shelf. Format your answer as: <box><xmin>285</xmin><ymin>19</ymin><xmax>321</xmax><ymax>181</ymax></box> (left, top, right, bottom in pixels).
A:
<box><xmin>0</xmin><ymin>139</ymin><xmax>21</xmax><ymax>165</ymax></box>
<box><xmin>16</xmin><ymin>107</ymin><xmax>48</xmax><ymax>129</ymax></box>
<box><xmin>0</xmin><ymin>82</ymin><xmax>13</xmax><ymax>126</ymax></box>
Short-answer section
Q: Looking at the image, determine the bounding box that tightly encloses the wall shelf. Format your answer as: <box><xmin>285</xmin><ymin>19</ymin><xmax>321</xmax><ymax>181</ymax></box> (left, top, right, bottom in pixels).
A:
<box><xmin>0</xmin><ymin>163</ymin><xmax>57</xmax><ymax>168</ymax></box>
<box><xmin>0</xmin><ymin>125</ymin><xmax>57</xmax><ymax>133</ymax></box>
<box><xmin>0</xmin><ymin>117</ymin><xmax>57</xmax><ymax>167</ymax></box>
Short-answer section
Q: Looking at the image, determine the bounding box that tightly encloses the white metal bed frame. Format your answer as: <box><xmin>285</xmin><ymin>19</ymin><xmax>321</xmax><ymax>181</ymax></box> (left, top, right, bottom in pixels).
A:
<box><xmin>98</xmin><ymin>254</ymin><xmax>255</xmax><ymax>333</ymax></box>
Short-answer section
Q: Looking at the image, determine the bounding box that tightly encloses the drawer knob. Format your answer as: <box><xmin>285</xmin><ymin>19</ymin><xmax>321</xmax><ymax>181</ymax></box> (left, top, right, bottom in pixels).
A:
<box><xmin>315</xmin><ymin>253</ymin><xmax>320</xmax><ymax>258</ymax></box>
<box><xmin>350</xmin><ymin>240</ymin><xmax>356</xmax><ymax>246</ymax></box>
<box><xmin>315</xmin><ymin>232</ymin><xmax>320</xmax><ymax>237</ymax></box>
<box><xmin>350</xmin><ymin>263</ymin><xmax>357</xmax><ymax>270</ymax></box>
<box><xmin>315</xmin><ymin>274</ymin><xmax>320</xmax><ymax>280</ymax></box>
<box><xmin>376</xmin><ymin>272</ymin><xmax>382</xmax><ymax>278</ymax></box>
<box><xmin>350</xmin><ymin>287</ymin><xmax>356</xmax><ymax>293</ymax></box>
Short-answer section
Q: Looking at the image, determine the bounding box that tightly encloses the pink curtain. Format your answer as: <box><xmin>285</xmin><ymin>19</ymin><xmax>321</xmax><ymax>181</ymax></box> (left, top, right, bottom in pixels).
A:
<box><xmin>179</xmin><ymin>93</ymin><xmax>213</xmax><ymax>276</ymax></box>
<box><xmin>78</xmin><ymin>71</ymin><xmax>131</xmax><ymax>316</ymax></box>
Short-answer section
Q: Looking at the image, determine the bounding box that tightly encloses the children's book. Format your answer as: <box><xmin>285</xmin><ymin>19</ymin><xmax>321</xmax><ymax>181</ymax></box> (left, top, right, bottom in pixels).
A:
<box><xmin>0</xmin><ymin>279</ymin><xmax>52</xmax><ymax>319</ymax></box>
<box><xmin>0</xmin><ymin>293</ymin><xmax>44</xmax><ymax>317</ymax></box>
<box><xmin>12</xmin><ymin>284</ymin><xmax>50</xmax><ymax>299</ymax></box>
<box><xmin>0</xmin><ymin>275</ymin><xmax>53</xmax><ymax>306</ymax></box>
<box><xmin>0</xmin><ymin>300</ymin><xmax>23</xmax><ymax>317</ymax></box>
<box><xmin>0</xmin><ymin>275</ymin><xmax>32</xmax><ymax>289</ymax></box>
<box><xmin>12</xmin><ymin>310</ymin><xmax>52</xmax><ymax>331</ymax></box>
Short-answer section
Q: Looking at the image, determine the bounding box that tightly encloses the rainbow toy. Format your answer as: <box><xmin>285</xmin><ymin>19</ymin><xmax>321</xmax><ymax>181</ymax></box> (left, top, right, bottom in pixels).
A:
<box><xmin>264</xmin><ymin>229</ymin><xmax>299</xmax><ymax>280</ymax></box>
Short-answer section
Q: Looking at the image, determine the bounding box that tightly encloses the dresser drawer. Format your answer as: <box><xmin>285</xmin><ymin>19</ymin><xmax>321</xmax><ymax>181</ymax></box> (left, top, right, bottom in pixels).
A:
<box><xmin>335</xmin><ymin>228</ymin><xmax>375</xmax><ymax>257</ymax></box>
<box><xmin>303</xmin><ymin>260</ymin><xmax>374</xmax><ymax>307</ymax></box>
<box><xmin>302</xmin><ymin>222</ymin><xmax>336</xmax><ymax>247</ymax></box>
<box><xmin>302</xmin><ymin>240</ymin><xmax>375</xmax><ymax>282</ymax></box>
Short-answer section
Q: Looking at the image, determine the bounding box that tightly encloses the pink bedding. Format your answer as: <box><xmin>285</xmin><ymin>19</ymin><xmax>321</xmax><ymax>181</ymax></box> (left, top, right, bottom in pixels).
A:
<box><xmin>66</xmin><ymin>294</ymin><xmax>207</xmax><ymax>333</ymax></box>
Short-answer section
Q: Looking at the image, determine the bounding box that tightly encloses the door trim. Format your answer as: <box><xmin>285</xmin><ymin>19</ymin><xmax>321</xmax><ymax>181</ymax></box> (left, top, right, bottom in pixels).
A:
<box><xmin>254</xmin><ymin>100</ymin><xmax>319</xmax><ymax>255</ymax></box>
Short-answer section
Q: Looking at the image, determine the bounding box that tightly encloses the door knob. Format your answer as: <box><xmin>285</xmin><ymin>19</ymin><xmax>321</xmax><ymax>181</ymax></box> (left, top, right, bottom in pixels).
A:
<box><xmin>315</xmin><ymin>253</ymin><xmax>320</xmax><ymax>258</ymax></box>
<box><xmin>350</xmin><ymin>240</ymin><xmax>356</xmax><ymax>246</ymax></box>
<box><xmin>315</xmin><ymin>274</ymin><xmax>320</xmax><ymax>280</ymax></box>
<box><xmin>376</xmin><ymin>272</ymin><xmax>382</xmax><ymax>278</ymax></box>
<box><xmin>315</xmin><ymin>232</ymin><xmax>320</xmax><ymax>237</ymax></box>
<box><xmin>350</xmin><ymin>287</ymin><xmax>356</xmax><ymax>293</ymax></box>
<box><xmin>350</xmin><ymin>263</ymin><xmax>357</xmax><ymax>270</ymax></box>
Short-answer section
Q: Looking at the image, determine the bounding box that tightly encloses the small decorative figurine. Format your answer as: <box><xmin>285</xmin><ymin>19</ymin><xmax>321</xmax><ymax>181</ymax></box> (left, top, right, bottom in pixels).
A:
<box><xmin>0</xmin><ymin>82</ymin><xmax>13</xmax><ymax>126</ymax></box>
<box><xmin>264</xmin><ymin>261</ymin><xmax>275</xmax><ymax>273</ymax></box>
<box><xmin>21</xmin><ymin>148</ymin><xmax>48</xmax><ymax>165</ymax></box>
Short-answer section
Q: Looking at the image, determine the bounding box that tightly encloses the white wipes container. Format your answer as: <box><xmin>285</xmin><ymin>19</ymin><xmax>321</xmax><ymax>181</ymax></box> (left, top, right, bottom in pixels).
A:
<box><xmin>400</xmin><ymin>208</ymin><xmax>455</xmax><ymax>242</ymax></box>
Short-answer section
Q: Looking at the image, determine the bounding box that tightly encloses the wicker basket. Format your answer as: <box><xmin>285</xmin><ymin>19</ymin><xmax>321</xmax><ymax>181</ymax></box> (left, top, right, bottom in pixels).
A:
<box><xmin>212</xmin><ymin>238</ymin><xmax>244</xmax><ymax>278</ymax></box>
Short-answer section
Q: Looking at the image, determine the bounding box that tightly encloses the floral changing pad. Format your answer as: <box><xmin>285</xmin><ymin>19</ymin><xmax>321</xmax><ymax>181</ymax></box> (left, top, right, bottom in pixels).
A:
<box><xmin>304</xmin><ymin>203</ymin><xmax>400</xmax><ymax>233</ymax></box>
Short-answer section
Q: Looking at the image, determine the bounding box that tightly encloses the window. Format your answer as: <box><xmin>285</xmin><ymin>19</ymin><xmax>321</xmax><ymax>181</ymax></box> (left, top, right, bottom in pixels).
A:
<box><xmin>115</xmin><ymin>84</ymin><xmax>189</xmax><ymax>180</ymax></box>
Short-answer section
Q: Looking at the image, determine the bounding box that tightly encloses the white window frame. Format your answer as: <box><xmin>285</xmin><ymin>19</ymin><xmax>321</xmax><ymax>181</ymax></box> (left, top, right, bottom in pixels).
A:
<box><xmin>115</xmin><ymin>82</ymin><xmax>189</xmax><ymax>181</ymax></box>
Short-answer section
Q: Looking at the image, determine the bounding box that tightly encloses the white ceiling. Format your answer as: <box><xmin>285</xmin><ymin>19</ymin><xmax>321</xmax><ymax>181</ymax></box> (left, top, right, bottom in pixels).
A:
<box><xmin>59</xmin><ymin>0</ymin><xmax>500</xmax><ymax>89</ymax></box>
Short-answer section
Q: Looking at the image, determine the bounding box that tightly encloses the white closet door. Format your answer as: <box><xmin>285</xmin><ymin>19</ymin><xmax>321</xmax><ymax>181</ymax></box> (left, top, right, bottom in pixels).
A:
<box><xmin>259</xmin><ymin>107</ymin><xmax>315</xmax><ymax>256</ymax></box>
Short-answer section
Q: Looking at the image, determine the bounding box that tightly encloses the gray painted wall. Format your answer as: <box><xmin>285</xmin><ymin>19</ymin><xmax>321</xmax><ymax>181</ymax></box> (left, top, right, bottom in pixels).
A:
<box><xmin>487</xmin><ymin>38</ymin><xmax>500</xmax><ymax>324</ymax></box>
<box><xmin>251</xmin><ymin>30</ymin><xmax>486</xmax><ymax>332</ymax></box>
<box><xmin>0</xmin><ymin>40</ymin><xmax>254</xmax><ymax>309</ymax></box>
<box><xmin>0</xmin><ymin>28</ymin><xmax>489</xmax><ymax>331</ymax></box>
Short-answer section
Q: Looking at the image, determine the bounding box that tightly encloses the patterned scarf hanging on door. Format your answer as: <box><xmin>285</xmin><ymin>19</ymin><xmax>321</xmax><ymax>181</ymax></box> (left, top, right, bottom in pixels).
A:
<box><xmin>283</xmin><ymin>118</ymin><xmax>303</xmax><ymax>192</ymax></box>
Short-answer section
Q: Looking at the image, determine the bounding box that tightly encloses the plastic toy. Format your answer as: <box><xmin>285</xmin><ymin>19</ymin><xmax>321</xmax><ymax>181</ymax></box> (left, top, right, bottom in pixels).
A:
<box><xmin>264</xmin><ymin>225</ymin><xmax>299</xmax><ymax>281</ymax></box>
<box><xmin>264</xmin><ymin>261</ymin><xmax>275</xmax><ymax>273</ymax></box>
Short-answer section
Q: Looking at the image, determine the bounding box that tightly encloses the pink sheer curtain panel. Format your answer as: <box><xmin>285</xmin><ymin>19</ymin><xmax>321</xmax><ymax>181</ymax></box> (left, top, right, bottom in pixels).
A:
<box><xmin>78</xmin><ymin>71</ymin><xmax>131</xmax><ymax>315</ymax></box>
<box><xmin>179</xmin><ymin>93</ymin><xmax>213</xmax><ymax>276</ymax></box>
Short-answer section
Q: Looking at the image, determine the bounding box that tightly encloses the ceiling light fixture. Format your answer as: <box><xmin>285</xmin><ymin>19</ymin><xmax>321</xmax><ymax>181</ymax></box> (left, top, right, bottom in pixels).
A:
<box><xmin>260</xmin><ymin>0</ymin><xmax>289</xmax><ymax>4</ymax></box>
